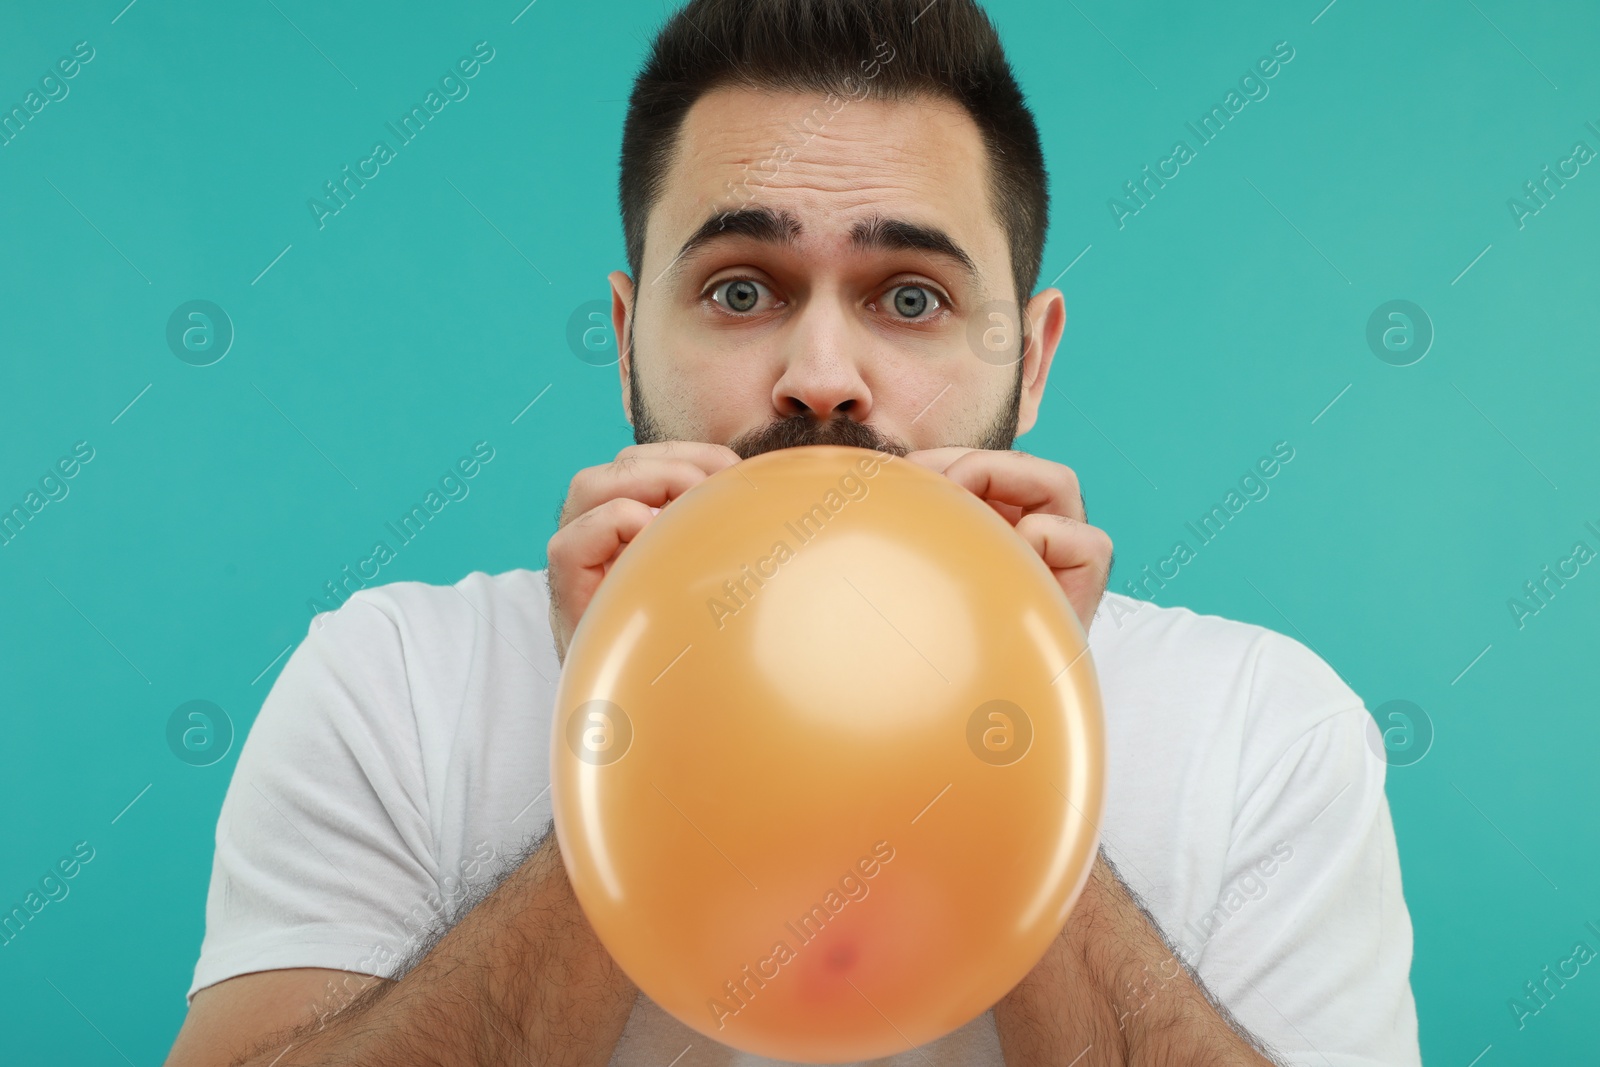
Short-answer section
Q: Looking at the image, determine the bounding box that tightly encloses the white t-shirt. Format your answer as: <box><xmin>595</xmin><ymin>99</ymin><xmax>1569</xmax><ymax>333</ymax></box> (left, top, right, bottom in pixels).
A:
<box><xmin>188</xmin><ymin>567</ymin><xmax>1421</xmax><ymax>1067</ymax></box>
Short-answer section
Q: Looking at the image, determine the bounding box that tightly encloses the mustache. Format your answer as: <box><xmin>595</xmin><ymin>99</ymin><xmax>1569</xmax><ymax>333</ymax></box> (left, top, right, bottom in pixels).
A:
<box><xmin>727</xmin><ymin>415</ymin><xmax>909</xmax><ymax>461</ymax></box>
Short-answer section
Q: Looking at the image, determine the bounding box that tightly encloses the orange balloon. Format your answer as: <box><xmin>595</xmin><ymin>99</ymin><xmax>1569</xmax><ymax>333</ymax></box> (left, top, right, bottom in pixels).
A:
<box><xmin>551</xmin><ymin>444</ymin><xmax>1104</xmax><ymax>1062</ymax></box>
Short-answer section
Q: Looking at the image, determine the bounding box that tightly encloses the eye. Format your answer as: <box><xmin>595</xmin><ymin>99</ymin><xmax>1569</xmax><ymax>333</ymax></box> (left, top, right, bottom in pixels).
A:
<box><xmin>882</xmin><ymin>283</ymin><xmax>944</xmax><ymax>320</ymax></box>
<box><xmin>707</xmin><ymin>277</ymin><xmax>776</xmax><ymax>314</ymax></box>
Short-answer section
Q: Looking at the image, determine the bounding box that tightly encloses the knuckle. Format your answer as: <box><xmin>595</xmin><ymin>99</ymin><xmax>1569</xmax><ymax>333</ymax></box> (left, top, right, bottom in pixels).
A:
<box><xmin>546</xmin><ymin>529</ymin><xmax>574</xmax><ymax>562</ymax></box>
<box><xmin>569</xmin><ymin>464</ymin><xmax>602</xmax><ymax>498</ymax></box>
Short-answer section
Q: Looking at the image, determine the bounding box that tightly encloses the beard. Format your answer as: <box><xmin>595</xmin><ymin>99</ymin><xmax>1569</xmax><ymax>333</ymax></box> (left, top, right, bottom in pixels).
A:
<box><xmin>628</xmin><ymin>349</ymin><xmax>1024</xmax><ymax>461</ymax></box>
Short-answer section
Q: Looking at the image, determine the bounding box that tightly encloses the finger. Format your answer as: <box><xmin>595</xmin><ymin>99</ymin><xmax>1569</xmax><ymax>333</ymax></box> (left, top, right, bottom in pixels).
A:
<box><xmin>547</xmin><ymin>497</ymin><xmax>662</xmax><ymax>661</ymax></box>
<box><xmin>900</xmin><ymin>447</ymin><xmax>977</xmax><ymax>475</ymax></box>
<box><xmin>938</xmin><ymin>450</ymin><xmax>1084</xmax><ymax>523</ymax></box>
<box><xmin>559</xmin><ymin>457</ymin><xmax>719</xmax><ymax>527</ymax></box>
<box><xmin>1016</xmin><ymin>516</ymin><xmax>1112</xmax><ymax>622</ymax></box>
<box><xmin>548</xmin><ymin>496</ymin><xmax>660</xmax><ymax>578</ymax></box>
<box><xmin>1015</xmin><ymin>513</ymin><xmax>1112</xmax><ymax>577</ymax></box>
<box><xmin>980</xmin><ymin>497</ymin><xmax>1024</xmax><ymax>525</ymax></box>
<box><xmin>614</xmin><ymin>439</ymin><xmax>742</xmax><ymax>474</ymax></box>
<box><xmin>905</xmin><ymin>448</ymin><xmax>1034</xmax><ymax>525</ymax></box>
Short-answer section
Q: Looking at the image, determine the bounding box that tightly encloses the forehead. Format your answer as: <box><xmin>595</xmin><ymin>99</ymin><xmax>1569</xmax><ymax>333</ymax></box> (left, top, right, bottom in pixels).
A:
<box><xmin>645</xmin><ymin>84</ymin><xmax>1006</xmax><ymax>290</ymax></box>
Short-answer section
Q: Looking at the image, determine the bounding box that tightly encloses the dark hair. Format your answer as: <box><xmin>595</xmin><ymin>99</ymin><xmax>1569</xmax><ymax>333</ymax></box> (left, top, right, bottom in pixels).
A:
<box><xmin>618</xmin><ymin>0</ymin><xmax>1050</xmax><ymax>313</ymax></box>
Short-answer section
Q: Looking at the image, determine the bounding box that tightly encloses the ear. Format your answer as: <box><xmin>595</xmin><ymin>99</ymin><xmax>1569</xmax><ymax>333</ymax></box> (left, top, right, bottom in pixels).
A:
<box><xmin>609</xmin><ymin>270</ymin><xmax>637</xmax><ymax>424</ymax></box>
<box><xmin>1016</xmin><ymin>287</ymin><xmax>1066</xmax><ymax>437</ymax></box>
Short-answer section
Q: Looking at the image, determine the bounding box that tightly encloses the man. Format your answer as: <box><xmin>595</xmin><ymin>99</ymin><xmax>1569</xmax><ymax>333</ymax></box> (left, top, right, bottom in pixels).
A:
<box><xmin>165</xmin><ymin>1</ymin><xmax>1422</xmax><ymax>1064</ymax></box>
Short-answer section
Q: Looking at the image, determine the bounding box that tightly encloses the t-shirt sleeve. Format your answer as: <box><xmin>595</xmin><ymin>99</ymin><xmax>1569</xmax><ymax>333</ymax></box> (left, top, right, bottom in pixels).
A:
<box><xmin>185</xmin><ymin>593</ymin><xmax>442</xmax><ymax>1004</ymax></box>
<box><xmin>1191</xmin><ymin>631</ymin><xmax>1422</xmax><ymax>1067</ymax></box>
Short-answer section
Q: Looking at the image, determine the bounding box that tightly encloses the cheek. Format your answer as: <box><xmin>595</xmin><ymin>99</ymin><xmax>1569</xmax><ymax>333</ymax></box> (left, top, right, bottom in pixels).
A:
<box><xmin>893</xmin><ymin>358</ymin><xmax>1010</xmax><ymax>442</ymax></box>
<box><xmin>645</xmin><ymin>349</ymin><xmax>770</xmax><ymax>434</ymax></box>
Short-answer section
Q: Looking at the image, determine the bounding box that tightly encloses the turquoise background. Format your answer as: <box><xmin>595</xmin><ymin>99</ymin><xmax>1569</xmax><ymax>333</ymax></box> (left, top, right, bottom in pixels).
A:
<box><xmin>1</xmin><ymin>0</ymin><xmax>1596</xmax><ymax>1062</ymax></box>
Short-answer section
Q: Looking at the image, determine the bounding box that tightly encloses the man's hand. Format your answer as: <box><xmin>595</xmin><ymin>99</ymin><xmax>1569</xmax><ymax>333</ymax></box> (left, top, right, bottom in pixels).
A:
<box><xmin>903</xmin><ymin>448</ymin><xmax>1113</xmax><ymax>633</ymax></box>
<box><xmin>994</xmin><ymin>850</ymin><xmax>1282</xmax><ymax>1066</ymax></box>
<box><xmin>547</xmin><ymin>441</ymin><xmax>740</xmax><ymax>665</ymax></box>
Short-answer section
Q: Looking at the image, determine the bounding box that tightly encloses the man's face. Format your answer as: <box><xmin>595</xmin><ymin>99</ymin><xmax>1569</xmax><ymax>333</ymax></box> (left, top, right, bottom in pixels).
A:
<box><xmin>609</xmin><ymin>85</ymin><xmax>1065</xmax><ymax>459</ymax></box>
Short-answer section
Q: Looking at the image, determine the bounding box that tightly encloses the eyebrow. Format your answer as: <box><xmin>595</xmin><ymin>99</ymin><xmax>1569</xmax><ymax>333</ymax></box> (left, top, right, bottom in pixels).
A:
<box><xmin>655</xmin><ymin>206</ymin><xmax>983</xmax><ymax>292</ymax></box>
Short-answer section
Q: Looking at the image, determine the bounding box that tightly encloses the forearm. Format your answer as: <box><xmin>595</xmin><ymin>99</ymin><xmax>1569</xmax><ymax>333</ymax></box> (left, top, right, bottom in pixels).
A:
<box><xmin>995</xmin><ymin>850</ymin><xmax>1279</xmax><ymax>1067</ymax></box>
<box><xmin>234</xmin><ymin>824</ymin><xmax>637</xmax><ymax>1067</ymax></box>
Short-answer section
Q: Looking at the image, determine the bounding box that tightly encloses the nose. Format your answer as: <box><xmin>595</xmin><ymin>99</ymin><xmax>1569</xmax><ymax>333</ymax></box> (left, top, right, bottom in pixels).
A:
<box><xmin>770</xmin><ymin>302</ymin><xmax>874</xmax><ymax>421</ymax></box>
